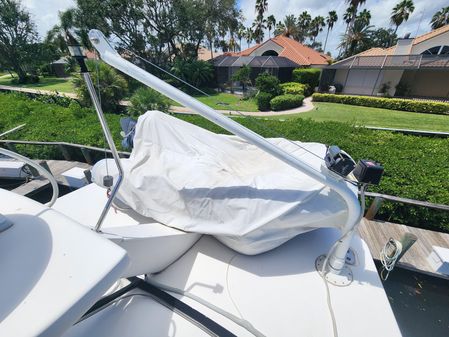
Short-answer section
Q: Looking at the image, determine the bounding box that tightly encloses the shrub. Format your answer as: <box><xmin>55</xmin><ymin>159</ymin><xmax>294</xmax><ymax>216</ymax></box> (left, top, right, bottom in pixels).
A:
<box><xmin>270</xmin><ymin>94</ymin><xmax>304</xmax><ymax>111</ymax></box>
<box><xmin>128</xmin><ymin>87</ymin><xmax>170</xmax><ymax>116</ymax></box>
<box><xmin>231</xmin><ymin>64</ymin><xmax>252</xmax><ymax>92</ymax></box>
<box><xmin>73</xmin><ymin>60</ymin><xmax>128</xmax><ymax>113</ymax></box>
<box><xmin>280</xmin><ymin>82</ymin><xmax>308</xmax><ymax>96</ymax></box>
<box><xmin>312</xmin><ymin>93</ymin><xmax>449</xmax><ymax>115</ymax></box>
<box><xmin>171</xmin><ymin>59</ymin><xmax>214</xmax><ymax>89</ymax></box>
<box><xmin>292</xmin><ymin>68</ymin><xmax>321</xmax><ymax>92</ymax></box>
<box><xmin>255</xmin><ymin>72</ymin><xmax>282</xmax><ymax>96</ymax></box>
<box><xmin>256</xmin><ymin>92</ymin><xmax>273</xmax><ymax>111</ymax></box>
<box><xmin>10</xmin><ymin>74</ymin><xmax>40</xmax><ymax>84</ymax></box>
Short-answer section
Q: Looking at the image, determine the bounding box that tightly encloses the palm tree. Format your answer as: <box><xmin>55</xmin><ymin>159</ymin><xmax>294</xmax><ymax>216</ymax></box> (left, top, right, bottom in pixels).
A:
<box><xmin>323</xmin><ymin>11</ymin><xmax>338</xmax><ymax>52</ymax></box>
<box><xmin>430</xmin><ymin>6</ymin><xmax>449</xmax><ymax>30</ymax></box>
<box><xmin>236</xmin><ymin>24</ymin><xmax>245</xmax><ymax>52</ymax></box>
<box><xmin>252</xmin><ymin>15</ymin><xmax>266</xmax><ymax>44</ymax></box>
<box><xmin>309</xmin><ymin>16</ymin><xmax>326</xmax><ymax>44</ymax></box>
<box><xmin>255</xmin><ymin>0</ymin><xmax>268</xmax><ymax>17</ymax></box>
<box><xmin>267</xmin><ymin>15</ymin><xmax>276</xmax><ymax>38</ymax></box>
<box><xmin>277</xmin><ymin>15</ymin><xmax>298</xmax><ymax>38</ymax></box>
<box><xmin>390</xmin><ymin>0</ymin><xmax>415</xmax><ymax>35</ymax></box>
<box><xmin>357</xmin><ymin>9</ymin><xmax>371</xmax><ymax>27</ymax></box>
<box><xmin>245</xmin><ymin>27</ymin><xmax>253</xmax><ymax>49</ymax></box>
<box><xmin>339</xmin><ymin>19</ymin><xmax>373</xmax><ymax>57</ymax></box>
<box><xmin>297</xmin><ymin>11</ymin><xmax>312</xmax><ymax>43</ymax></box>
<box><xmin>345</xmin><ymin>0</ymin><xmax>366</xmax><ymax>31</ymax></box>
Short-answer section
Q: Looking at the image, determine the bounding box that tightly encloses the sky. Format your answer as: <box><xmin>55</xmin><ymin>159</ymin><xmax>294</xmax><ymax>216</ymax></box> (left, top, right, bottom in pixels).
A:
<box><xmin>22</xmin><ymin>0</ymin><xmax>448</xmax><ymax>56</ymax></box>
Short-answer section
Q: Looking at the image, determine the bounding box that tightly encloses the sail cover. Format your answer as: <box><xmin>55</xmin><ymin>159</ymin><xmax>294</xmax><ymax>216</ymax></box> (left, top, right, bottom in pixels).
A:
<box><xmin>93</xmin><ymin>111</ymin><xmax>355</xmax><ymax>255</ymax></box>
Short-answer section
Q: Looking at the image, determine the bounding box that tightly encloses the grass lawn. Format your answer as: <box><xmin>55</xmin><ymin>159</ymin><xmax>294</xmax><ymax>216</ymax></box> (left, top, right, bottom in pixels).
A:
<box><xmin>267</xmin><ymin>102</ymin><xmax>449</xmax><ymax>132</ymax></box>
<box><xmin>0</xmin><ymin>74</ymin><xmax>75</xmax><ymax>93</ymax></box>
<box><xmin>170</xmin><ymin>92</ymin><xmax>258</xmax><ymax>112</ymax></box>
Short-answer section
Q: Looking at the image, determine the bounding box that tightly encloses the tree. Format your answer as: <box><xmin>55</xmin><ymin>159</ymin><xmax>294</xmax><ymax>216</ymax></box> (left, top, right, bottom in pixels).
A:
<box><xmin>297</xmin><ymin>11</ymin><xmax>312</xmax><ymax>43</ymax></box>
<box><xmin>339</xmin><ymin>19</ymin><xmax>373</xmax><ymax>57</ymax></box>
<box><xmin>74</xmin><ymin>0</ymin><xmax>240</xmax><ymax>67</ymax></box>
<box><xmin>231</xmin><ymin>64</ymin><xmax>251</xmax><ymax>92</ymax></box>
<box><xmin>309</xmin><ymin>16</ymin><xmax>326</xmax><ymax>44</ymax></box>
<box><xmin>73</xmin><ymin>60</ymin><xmax>128</xmax><ymax>112</ymax></box>
<box><xmin>323</xmin><ymin>11</ymin><xmax>338</xmax><ymax>52</ymax></box>
<box><xmin>430</xmin><ymin>6</ymin><xmax>449</xmax><ymax>30</ymax></box>
<box><xmin>236</xmin><ymin>23</ymin><xmax>245</xmax><ymax>51</ymax></box>
<box><xmin>345</xmin><ymin>0</ymin><xmax>366</xmax><ymax>32</ymax></box>
<box><xmin>276</xmin><ymin>15</ymin><xmax>298</xmax><ymax>38</ymax></box>
<box><xmin>170</xmin><ymin>59</ymin><xmax>214</xmax><ymax>89</ymax></box>
<box><xmin>245</xmin><ymin>27</ymin><xmax>253</xmax><ymax>48</ymax></box>
<box><xmin>267</xmin><ymin>15</ymin><xmax>276</xmax><ymax>38</ymax></box>
<box><xmin>390</xmin><ymin>0</ymin><xmax>415</xmax><ymax>36</ymax></box>
<box><xmin>371</xmin><ymin>28</ymin><xmax>397</xmax><ymax>48</ymax></box>
<box><xmin>252</xmin><ymin>14</ymin><xmax>266</xmax><ymax>43</ymax></box>
<box><xmin>357</xmin><ymin>9</ymin><xmax>371</xmax><ymax>27</ymax></box>
<box><xmin>0</xmin><ymin>0</ymin><xmax>39</xmax><ymax>83</ymax></box>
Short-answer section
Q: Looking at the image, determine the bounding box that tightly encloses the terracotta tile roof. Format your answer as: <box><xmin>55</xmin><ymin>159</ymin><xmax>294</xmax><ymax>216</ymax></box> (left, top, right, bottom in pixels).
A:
<box><xmin>358</xmin><ymin>47</ymin><xmax>395</xmax><ymax>56</ymax></box>
<box><xmin>235</xmin><ymin>35</ymin><xmax>328</xmax><ymax>66</ymax></box>
<box><xmin>413</xmin><ymin>24</ymin><xmax>449</xmax><ymax>45</ymax></box>
<box><xmin>354</xmin><ymin>24</ymin><xmax>449</xmax><ymax>57</ymax></box>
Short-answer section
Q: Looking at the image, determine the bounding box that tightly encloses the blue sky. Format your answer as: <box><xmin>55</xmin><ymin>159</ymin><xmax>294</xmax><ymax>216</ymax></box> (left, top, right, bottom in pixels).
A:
<box><xmin>23</xmin><ymin>0</ymin><xmax>448</xmax><ymax>56</ymax></box>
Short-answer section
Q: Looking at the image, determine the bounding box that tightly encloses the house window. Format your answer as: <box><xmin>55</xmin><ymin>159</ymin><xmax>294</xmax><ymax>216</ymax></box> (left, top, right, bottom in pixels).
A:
<box><xmin>261</xmin><ymin>50</ymin><xmax>279</xmax><ymax>56</ymax></box>
<box><xmin>421</xmin><ymin>45</ymin><xmax>449</xmax><ymax>55</ymax></box>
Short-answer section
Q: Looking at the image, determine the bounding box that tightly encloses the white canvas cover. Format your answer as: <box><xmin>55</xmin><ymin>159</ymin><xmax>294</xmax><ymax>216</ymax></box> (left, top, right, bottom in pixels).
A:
<box><xmin>93</xmin><ymin>111</ymin><xmax>355</xmax><ymax>255</ymax></box>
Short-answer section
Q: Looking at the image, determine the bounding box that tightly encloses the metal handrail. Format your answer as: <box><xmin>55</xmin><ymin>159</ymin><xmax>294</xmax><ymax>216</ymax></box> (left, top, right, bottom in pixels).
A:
<box><xmin>89</xmin><ymin>29</ymin><xmax>362</xmax><ymax>275</ymax></box>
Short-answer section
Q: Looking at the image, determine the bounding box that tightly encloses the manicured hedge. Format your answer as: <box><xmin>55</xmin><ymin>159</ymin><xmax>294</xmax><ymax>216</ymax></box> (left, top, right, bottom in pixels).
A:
<box><xmin>313</xmin><ymin>93</ymin><xmax>449</xmax><ymax>115</ymax></box>
<box><xmin>292</xmin><ymin>68</ymin><xmax>321</xmax><ymax>92</ymax></box>
<box><xmin>280</xmin><ymin>82</ymin><xmax>308</xmax><ymax>96</ymax></box>
<box><xmin>1</xmin><ymin>92</ymin><xmax>448</xmax><ymax>232</ymax></box>
<box><xmin>270</xmin><ymin>94</ymin><xmax>304</xmax><ymax>111</ymax></box>
<box><xmin>256</xmin><ymin>92</ymin><xmax>273</xmax><ymax>111</ymax></box>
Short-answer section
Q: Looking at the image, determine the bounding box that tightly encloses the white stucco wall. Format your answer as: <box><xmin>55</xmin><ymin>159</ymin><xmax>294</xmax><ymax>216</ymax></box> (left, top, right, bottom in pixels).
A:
<box><xmin>411</xmin><ymin>30</ymin><xmax>449</xmax><ymax>54</ymax></box>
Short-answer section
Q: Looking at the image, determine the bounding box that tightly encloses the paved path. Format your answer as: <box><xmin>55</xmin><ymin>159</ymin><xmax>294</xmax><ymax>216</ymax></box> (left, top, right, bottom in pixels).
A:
<box><xmin>0</xmin><ymin>84</ymin><xmax>315</xmax><ymax>117</ymax></box>
<box><xmin>169</xmin><ymin>96</ymin><xmax>314</xmax><ymax>116</ymax></box>
<box><xmin>0</xmin><ymin>84</ymin><xmax>77</xmax><ymax>99</ymax></box>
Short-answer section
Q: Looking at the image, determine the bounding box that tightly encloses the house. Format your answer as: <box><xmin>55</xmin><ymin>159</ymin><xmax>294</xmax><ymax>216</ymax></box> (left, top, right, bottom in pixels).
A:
<box><xmin>213</xmin><ymin>35</ymin><xmax>329</xmax><ymax>85</ymax></box>
<box><xmin>322</xmin><ymin>25</ymin><xmax>449</xmax><ymax>98</ymax></box>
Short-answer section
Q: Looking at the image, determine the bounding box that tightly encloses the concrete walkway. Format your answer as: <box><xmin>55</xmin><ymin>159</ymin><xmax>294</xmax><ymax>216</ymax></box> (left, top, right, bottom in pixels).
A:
<box><xmin>169</xmin><ymin>96</ymin><xmax>315</xmax><ymax>116</ymax></box>
<box><xmin>0</xmin><ymin>84</ymin><xmax>315</xmax><ymax>116</ymax></box>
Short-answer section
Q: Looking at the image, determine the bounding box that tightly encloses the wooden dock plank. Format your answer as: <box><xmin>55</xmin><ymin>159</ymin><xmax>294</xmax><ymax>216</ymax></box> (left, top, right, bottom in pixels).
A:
<box><xmin>358</xmin><ymin>218</ymin><xmax>449</xmax><ymax>280</ymax></box>
<box><xmin>11</xmin><ymin>160</ymin><xmax>90</xmax><ymax>196</ymax></box>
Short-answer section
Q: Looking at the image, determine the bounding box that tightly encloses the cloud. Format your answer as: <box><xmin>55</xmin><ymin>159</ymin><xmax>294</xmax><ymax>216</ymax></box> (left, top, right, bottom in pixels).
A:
<box><xmin>238</xmin><ymin>0</ymin><xmax>449</xmax><ymax>56</ymax></box>
<box><xmin>21</xmin><ymin>0</ymin><xmax>75</xmax><ymax>39</ymax></box>
<box><xmin>21</xmin><ymin>0</ymin><xmax>448</xmax><ymax>55</ymax></box>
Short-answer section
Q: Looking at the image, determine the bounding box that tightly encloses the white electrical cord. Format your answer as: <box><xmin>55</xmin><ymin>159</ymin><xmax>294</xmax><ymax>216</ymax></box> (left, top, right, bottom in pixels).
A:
<box><xmin>380</xmin><ymin>238</ymin><xmax>402</xmax><ymax>281</ymax></box>
<box><xmin>145</xmin><ymin>276</ymin><xmax>266</xmax><ymax>337</ymax></box>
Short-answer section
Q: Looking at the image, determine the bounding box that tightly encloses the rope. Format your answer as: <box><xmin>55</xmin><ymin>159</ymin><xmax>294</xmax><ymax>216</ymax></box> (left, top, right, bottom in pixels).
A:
<box><xmin>380</xmin><ymin>238</ymin><xmax>402</xmax><ymax>281</ymax></box>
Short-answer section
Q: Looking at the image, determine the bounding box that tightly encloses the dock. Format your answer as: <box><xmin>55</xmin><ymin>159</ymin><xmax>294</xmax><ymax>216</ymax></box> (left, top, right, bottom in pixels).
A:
<box><xmin>5</xmin><ymin>157</ymin><xmax>449</xmax><ymax>280</ymax></box>
<box><xmin>358</xmin><ymin>218</ymin><xmax>449</xmax><ymax>280</ymax></box>
<box><xmin>11</xmin><ymin>160</ymin><xmax>90</xmax><ymax>196</ymax></box>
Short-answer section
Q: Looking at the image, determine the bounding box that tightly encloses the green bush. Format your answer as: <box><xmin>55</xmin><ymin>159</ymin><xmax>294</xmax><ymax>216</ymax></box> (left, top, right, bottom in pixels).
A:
<box><xmin>292</xmin><ymin>68</ymin><xmax>321</xmax><ymax>92</ymax></box>
<box><xmin>280</xmin><ymin>82</ymin><xmax>308</xmax><ymax>96</ymax></box>
<box><xmin>312</xmin><ymin>93</ymin><xmax>449</xmax><ymax>115</ymax></box>
<box><xmin>255</xmin><ymin>72</ymin><xmax>282</xmax><ymax>96</ymax></box>
<box><xmin>128</xmin><ymin>87</ymin><xmax>170</xmax><ymax>117</ymax></box>
<box><xmin>256</xmin><ymin>92</ymin><xmax>273</xmax><ymax>111</ymax></box>
<box><xmin>270</xmin><ymin>94</ymin><xmax>304</xmax><ymax>111</ymax></box>
<box><xmin>1</xmin><ymin>92</ymin><xmax>448</xmax><ymax>232</ymax></box>
<box><xmin>73</xmin><ymin>60</ymin><xmax>128</xmax><ymax>113</ymax></box>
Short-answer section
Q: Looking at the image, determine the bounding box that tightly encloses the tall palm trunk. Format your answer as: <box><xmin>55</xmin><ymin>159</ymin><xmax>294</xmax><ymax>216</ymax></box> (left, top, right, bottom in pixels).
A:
<box><xmin>323</xmin><ymin>27</ymin><xmax>331</xmax><ymax>52</ymax></box>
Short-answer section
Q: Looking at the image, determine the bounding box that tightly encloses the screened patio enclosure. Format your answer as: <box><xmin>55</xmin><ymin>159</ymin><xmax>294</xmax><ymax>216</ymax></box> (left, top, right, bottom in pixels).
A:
<box><xmin>321</xmin><ymin>54</ymin><xmax>449</xmax><ymax>99</ymax></box>
<box><xmin>213</xmin><ymin>55</ymin><xmax>299</xmax><ymax>85</ymax></box>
